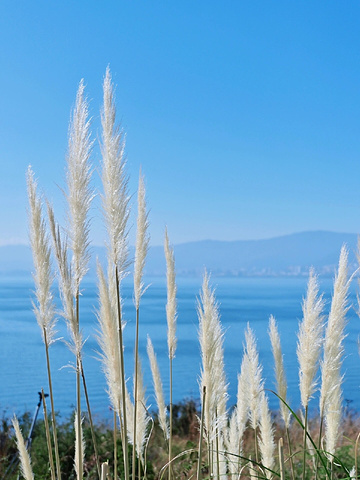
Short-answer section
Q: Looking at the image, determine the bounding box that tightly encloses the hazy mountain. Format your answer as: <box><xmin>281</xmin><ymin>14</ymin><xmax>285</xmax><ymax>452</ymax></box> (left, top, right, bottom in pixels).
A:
<box><xmin>0</xmin><ymin>231</ymin><xmax>357</xmax><ymax>277</ymax></box>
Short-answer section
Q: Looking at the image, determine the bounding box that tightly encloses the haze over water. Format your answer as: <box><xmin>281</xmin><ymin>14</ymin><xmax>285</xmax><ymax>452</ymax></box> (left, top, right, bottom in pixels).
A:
<box><xmin>1</xmin><ymin>274</ymin><xmax>359</xmax><ymax>421</ymax></box>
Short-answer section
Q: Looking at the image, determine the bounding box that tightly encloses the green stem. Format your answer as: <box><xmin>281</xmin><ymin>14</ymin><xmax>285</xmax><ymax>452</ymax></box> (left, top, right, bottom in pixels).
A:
<box><xmin>114</xmin><ymin>410</ymin><xmax>117</xmax><ymax>480</ymax></box>
<box><xmin>115</xmin><ymin>267</ymin><xmax>130</xmax><ymax>480</ymax></box>
<box><xmin>133</xmin><ymin>307</ymin><xmax>140</xmax><ymax>480</ymax></box>
<box><xmin>41</xmin><ymin>389</ymin><xmax>56</xmax><ymax>480</ymax></box>
<box><xmin>302</xmin><ymin>405</ymin><xmax>308</xmax><ymax>480</ymax></box>
<box><xmin>44</xmin><ymin>330</ymin><xmax>62</xmax><ymax>480</ymax></box>
<box><xmin>80</xmin><ymin>359</ymin><xmax>100</xmax><ymax>478</ymax></box>
<box><xmin>286</xmin><ymin>425</ymin><xmax>295</xmax><ymax>480</ymax></box>
<box><xmin>315</xmin><ymin>414</ymin><xmax>324</xmax><ymax>480</ymax></box>
<box><xmin>196</xmin><ymin>387</ymin><xmax>206</xmax><ymax>480</ymax></box>
<box><xmin>215</xmin><ymin>414</ymin><xmax>220</xmax><ymax>480</ymax></box>
<box><xmin>254</xmin><ymin>425</ymin><xmax>259</xmax><ymax>465</ymax></box>
<box><xmin>169</xmin><ymin>356</ymin><xmax>173</xmax><ymax>480</ymax></box>
<box><xmin>76</xmin><ymin>291</ymin><xmax>82</xmax><ymax>480</ymax></box>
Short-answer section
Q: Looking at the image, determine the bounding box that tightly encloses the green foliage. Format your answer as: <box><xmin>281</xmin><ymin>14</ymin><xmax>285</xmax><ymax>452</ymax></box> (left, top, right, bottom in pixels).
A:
<box><xmin>0</xmin><ymin>411</ymin><xmax>155</xmax><ymax>480</ymax></box>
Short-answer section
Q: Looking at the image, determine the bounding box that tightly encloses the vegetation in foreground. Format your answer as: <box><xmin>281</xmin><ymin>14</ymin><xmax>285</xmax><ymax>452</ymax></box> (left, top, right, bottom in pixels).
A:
<box><xmin>1</xmin><ymin>401</ymin><xmax>360</xmax><ymax>479</ymax></box>
<box><xmin>3</xmin><ymin>68</ymin><xmax>360</xmax><ymax>479</ymax></box>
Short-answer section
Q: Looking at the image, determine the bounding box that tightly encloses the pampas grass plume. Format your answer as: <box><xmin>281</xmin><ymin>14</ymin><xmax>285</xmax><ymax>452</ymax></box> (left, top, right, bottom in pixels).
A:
<box><xmin>97</xmin><ymin>263</ymin><xmax>122</xmax><ymax>416</ymax></box>
<box><xmin>164</xmin><ymin>228</ymin><xmax>177</xmax><ymax>359</ymax></box>
<box><xmin>66</xmin><ymin>79</ymin><xmax>93</xmax><ymax>291</ymax></box>
<box><xmin>244</xmin><ymin>324</ymin><xmax>263</xmax><ymax>431</ymax></box>
<box><xmin>320</xmin><ymin>246</ymin><xmax>350</xmax><ymax>456</ymax></box>
<box><xmin>134</xmin><ymin>171</ymin><xmax>150</xmax><ymax>309</ymax></box>
<box><xmin>268</xmin><ymin>315</ymin><xmax>290</xmax><ymax>427</ymax></box>
<box><xmin>12</xmin><ymin>416</ymin><xmax>34</xmax><ymax>480</ymax></box>
<box><xmin>198</xmin><ymin>272</ymin><xmax>228</xmax><ymax>439</ymax></box>
<box><xmin>47</xmin><ymin>204</ymin><xmax>82</xmax><ymax>356</ymax></box>
<box><xmin>259</xmin><ymin>392</ymin><xmax>275</xmax><ymax>479</ymax></box>
<box><xmin>320</xmin><ymin>245</ymin><xmax>350</xmax><ymax>415</ymax></box>
<box><xmin>147</xmin><ymin>336</ymin><xmax>169</xmax><ymax>439</ymax></box>
<box><xmin>101</xmin><ymin>67</ymin><xmax>130</xmax><ymax>275</ymax></box>
<box><xmin>297</xmin><ymin>267</ymin><xmax>324</xmax><ymax>410</ymax></box>
<box><xmin>27</xmin><ymin>166</ymin><xmax>56</xmax><ymax>345</ymax></box>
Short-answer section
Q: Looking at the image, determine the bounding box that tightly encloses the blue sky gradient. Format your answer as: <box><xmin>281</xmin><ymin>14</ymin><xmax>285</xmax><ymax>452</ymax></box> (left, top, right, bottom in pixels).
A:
<box><xmin>1</xmin><ymin>1</ymin><xmax>360</xmax><ymax>246</ymax></box>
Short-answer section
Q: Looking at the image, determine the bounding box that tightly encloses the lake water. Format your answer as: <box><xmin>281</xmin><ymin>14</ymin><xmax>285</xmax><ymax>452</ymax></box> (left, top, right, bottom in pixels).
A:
<box><xmin>0</xmin><ymin>274</ymin><xmax>359</xmax><ymax>421</ymax></box>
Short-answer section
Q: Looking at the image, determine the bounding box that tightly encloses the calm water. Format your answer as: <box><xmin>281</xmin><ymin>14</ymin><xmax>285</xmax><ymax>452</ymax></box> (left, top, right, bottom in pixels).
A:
<box><xmin>0</xmin><ymin>274</ymin><xmax>359</xmax><ymax>420</ymax></box>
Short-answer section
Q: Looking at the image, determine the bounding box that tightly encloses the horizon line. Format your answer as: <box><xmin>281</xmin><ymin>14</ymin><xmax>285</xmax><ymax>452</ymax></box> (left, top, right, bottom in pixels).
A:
<box><xmin>1</xmin><ymin>229</ymin><xmax>358</xmax><ymax>249</ymax></box>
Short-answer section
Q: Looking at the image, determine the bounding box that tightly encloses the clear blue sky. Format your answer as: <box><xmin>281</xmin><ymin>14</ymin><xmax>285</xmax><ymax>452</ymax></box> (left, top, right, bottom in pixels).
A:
<box><xmin>1</xmin><ymin>1</ymin><xmax>360</xmax><ymax>246</ymax></box>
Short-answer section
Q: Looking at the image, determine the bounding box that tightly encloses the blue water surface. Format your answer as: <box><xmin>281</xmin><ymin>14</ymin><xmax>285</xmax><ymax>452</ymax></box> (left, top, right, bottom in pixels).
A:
<box><xmin>0</xmin><ymin>273</ymin><xmax>359</xmax><ymax>421</ymax></box>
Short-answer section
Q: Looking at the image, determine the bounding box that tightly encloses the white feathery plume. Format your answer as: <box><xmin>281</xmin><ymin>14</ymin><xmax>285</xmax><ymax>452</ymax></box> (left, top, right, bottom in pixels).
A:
<box><xmin>268</xmin><ymin>315</ymin><xmax>290</xmax><ymax>427</ymax></box>
<box><xmin>258</xmin><ymin>392</ymin><xmax>275</xmax><ymax>480</ymax></box>
<box><xmin>325</xmin><ymin>382</ymin><xmax>342</xmax><ymax>458</ymax></box>
<box><xmin>134</xmin><ymin>171</ymin><xmax>150</xmax><ymax>310</ymax></box>
<box><xmin>48</xmin><ymin>205</ymin><xmax>82</xmax><ymax>356</ymax></box>
<box><xmin>236</xmin><ymin>355</ymin><xmax>249</xmax><ymax>456</ymax></box>
<box><xmin>244</xmin><ymin>324</ymin><xmax>263</xmax><ymax>431</ymax></box>
<box><xmin>297</xmin><ymin>267</ymin><xmax>325</xmax><ymax>410</ymax></box>
<box><xmin>147</xmin><ymin>336</ymin><xmax>169</xmax><ymax>439</ymax></box>
<box><xmin>12</xmin><ymin>416</ymin><xmax>34</xmax><ymax>480</ymax></box>
<box><xmin>165</xmin><ymin>228</ymin><xmax>177</xmax><ymax>359</ymax></box>
<box><xmin>225</xmin><ymin>407</ymin><xmax>239</xmax><ymax>478</ymax></box>
<box><xmin>97</xmin><ymin>263</ymin><xmax>122</xmax><ymax>416</ymax></box>
<box><xmin>320</xmin><ymin>246</ymin><xmax>350</xmax><ymax>416</ymax></box>
<box><xmin>320</xmin><ymin>246</ymin><xmax>350</xmax><ymax>458</ymax></box>
<box><xmin>101</xmin><ymin>67</ymin><xmax>130</xmax><ymax>276</ymax></box>
<box><xmin>133</xmin><ymin>362</ymin><xmax>150</xmax><ymax>464</ymax></box>
<box><xmin>66</xmin><ymin>79</ymin><xmax>93</xmax><ymax>293</ymax></box>
<box><xmin>198</xmin><ymin>271</ymin><xmax>228</xmax><ymax>442</ymax></box>
<box><xmin>27</xmin><ymin>166</ymin><xmax>56</xmax><ymax>346</ymax></box>
<box><xmin>74</xmin><ymin>412</ymin><xmax>85</xmax><ymax>480</ymax></box>
<box><xmin>126</xmin><ymin>387</ymin><xmax>135</xmax><ymax>445</ymax></box>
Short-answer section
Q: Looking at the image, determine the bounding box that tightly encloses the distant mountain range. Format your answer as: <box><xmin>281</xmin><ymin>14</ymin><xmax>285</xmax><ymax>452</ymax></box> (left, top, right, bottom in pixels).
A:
<box><xmin>0</xmin><ymin>231</ymin><xmax>358</xmax><ymax>277</ymax></box>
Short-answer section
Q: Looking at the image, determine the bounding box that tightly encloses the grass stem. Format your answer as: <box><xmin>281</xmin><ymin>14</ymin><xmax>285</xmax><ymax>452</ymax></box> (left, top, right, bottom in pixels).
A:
<box><xmin>114</xmin><ymin>410</ymin><xmax>117</xmax><ymax>480</ymax></box>
<box><xmin>197</xmin><ymin>387</ymin><xmax>206</xmax><ymax>480</ymax></box>
<box><xmin>133</xmin><ymin>307</ymin><xmax>140</xmax><ymax>480</ymax></box>
<box><xmin>169</xmin><ymin>356</ymin><xmax>173</xmax><ymax>480</ymax></box>
<box><xmin>302</xmin><ymin>405</ymin><xmax>308</xmax><ymax>480</ymax></box>
<box><xmin>80</xmin><ymin>359</ymin><xmax>100</xmax><ymax>478</ymax></box>
<box><xmin>41</xmin><ymin>389</ymin><xmax>56</xmax><ymax>480</ymax></box>
<box><xmin>115</xmin><ymin>267</ymin><xmax>130</xmax><ymax>480</ymax></box>
<box><xmin>44</xmin><ymin>330</ymin><xmax>61</xmax><ymax>480</ymax></box>
<box><xmin>278</xmin><ymin>438</ymin><xmax>285</xmax><ymax>480</ymax></box>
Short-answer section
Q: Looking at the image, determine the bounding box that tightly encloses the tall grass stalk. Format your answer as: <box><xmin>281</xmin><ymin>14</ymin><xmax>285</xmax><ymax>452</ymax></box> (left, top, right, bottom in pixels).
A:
<box><xmin>41</xmin><ymin>389</ymin><xmax>56</xmax><ymax>480</ymax></box>
<box><xmin>278</xmin><ymin>438</ymin><xmax>285</xmax><ymax>480</ymax></box>
<box><xmin>164</xmin><ymin>228</ymin><xmax>177</xmax><ymax>480</ymax></box>
<box><xmin>101</xmin><ymin>68</ymin><xmax>131</xmax><ymax>480</ymax></box>
<box><xmin>197</xmin><ymin>272</ymin><xmax>227</xmax><ymax>477</ymax></box>
<box><xmin>320</xmin><ymin>246</ymin><xmax>350</xmax><ymax>456</ymax></box>
<box><xmin>74</xmin><ymin>412</ymin><xmax>85</xmax><ymax>480</ymax></box>
<box><xmin>297</xmin><ymin>267</ymin><xmax>325</xmax><ymax>480</ymax></box>
<box><xmin>268</xmin><ymin>315</ymin><xmax>294</xmax><ymax>480</ymax></box>
<box><xmin>114</xmin><ymin>411</ymin><xmax>118</xmax><ymax>479</ymax></box>
<box><xmin>133</xmin><ymin>171</ymin><xmax>150</xmax><ymax>480</ymax></box>
<box><xmin>27</xmin><ymin>167</ymin><xmax>61</xmax><ymax>480</ymax></box>
<box><xmin>197</xmin><ymin>386</ymin><xmax>206</xmax><ymax>480</ymax></box>
<box><xmin>64</xmin><ymin>79</ymin><xmax>94</xmax><ymax>480</ymax></box>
